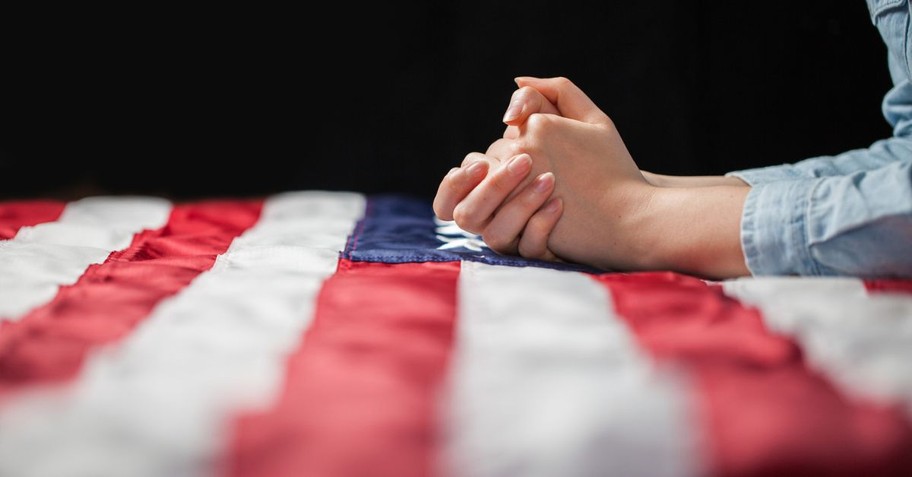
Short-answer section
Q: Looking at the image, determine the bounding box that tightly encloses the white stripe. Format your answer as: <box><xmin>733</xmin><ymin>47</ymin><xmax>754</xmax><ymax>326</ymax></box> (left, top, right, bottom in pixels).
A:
<box><xmin>0</xmin><ymin>191</ymin><xmax>365</xmax><ymax>477</ymax></box>
<box><xmin>439</xmin><ymin>262</ymin><xmax>700</xmax><ymax>477</ymax></box>
<box><xmin>722</xmin><ymin>276</ymin><xmax>912</xmax><ymax>416</ymax></box>
<box><xmin>0</xmin><ymin>196</ymin><xmax>172</xmax><ymax>320</ymax></box>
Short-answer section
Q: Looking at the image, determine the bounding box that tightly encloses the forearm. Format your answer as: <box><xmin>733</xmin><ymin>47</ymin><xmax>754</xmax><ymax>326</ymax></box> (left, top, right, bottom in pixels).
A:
<box><xmin>635</xmin><ymin>184</ymin><xmax>750</xmax><ymax>280</ymax></box>
<box><xmin>547</xmin><ymin>181</ymin><xmax>750</xmax><ymax>279</ymax></box>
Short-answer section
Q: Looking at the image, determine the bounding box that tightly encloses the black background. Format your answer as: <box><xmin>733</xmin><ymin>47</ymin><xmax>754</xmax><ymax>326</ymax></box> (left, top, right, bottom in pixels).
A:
<box><xmin>0</xmin><ymin>2</ymin><xmax>894</xmax><ymax>201</ymax></box>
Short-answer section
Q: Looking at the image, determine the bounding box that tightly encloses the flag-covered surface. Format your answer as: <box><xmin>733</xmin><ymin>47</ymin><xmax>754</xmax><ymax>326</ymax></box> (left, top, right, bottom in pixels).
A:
<box><xmin>0</xmin><ymin>191</ymin><xmax>911</xmax><ymax>477</ymax></box>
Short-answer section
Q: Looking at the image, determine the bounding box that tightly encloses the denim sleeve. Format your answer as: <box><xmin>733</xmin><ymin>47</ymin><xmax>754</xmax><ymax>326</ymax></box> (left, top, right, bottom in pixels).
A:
<box><xmin>740</xmin><ymin>160</ymin><xmax>912</xmax><ymax>278</ymax></box>
<box><xmin>724</xmin><ymin>136</ymin><xmax>912</xmax><ymax>185</ymax></box>
<box><xmin>734</xmin><ymin>0</ymin><xmax>912</xmax><ymax>277</ymax></box>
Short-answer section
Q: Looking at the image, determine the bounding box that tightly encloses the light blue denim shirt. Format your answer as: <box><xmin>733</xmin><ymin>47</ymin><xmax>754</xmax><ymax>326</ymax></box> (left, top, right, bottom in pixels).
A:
<box><xmin>725</xmin><ymin>0</ymin><xmax>912</xmax><ymax>278</ymax></box>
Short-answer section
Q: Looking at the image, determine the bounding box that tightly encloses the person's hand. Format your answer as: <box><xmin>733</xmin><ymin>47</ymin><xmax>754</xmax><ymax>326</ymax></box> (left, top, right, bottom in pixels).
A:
<box><xmin>437</xmin><ymin>76</ymin><xmax>750</xmax><ymax>278</ymax></box>
<box><xmin>432</xmin><ymin>83</ymin><xmax>565</xmax><ymax>260</ymax></box>
<box><xmin>432</xmin><ymin>150</ymin><xmax>564</xmax><ymax>261</ymax></box>
<box><xmin>501</xmin><ymin>81</ymin><xmax>561</xmax><ymax>139</ymax></box>
<box><xmin>503</xmin><ymin>81</ymin><xmax>748</xmax><ymax>189</ymax></box>
<box><xmin>480</xmin><ymin>77</ymin><xmax>655</xmax><ymax>271</ymax></box>
<box><xmin>433</xmin><ymin>76</ymin><xmax>641</xmax><ymax>264</ymax></box>
<box><xmin>491</xmin><ymin>77</ymin><xmax>750</xmax><ymax>278</ymax></box>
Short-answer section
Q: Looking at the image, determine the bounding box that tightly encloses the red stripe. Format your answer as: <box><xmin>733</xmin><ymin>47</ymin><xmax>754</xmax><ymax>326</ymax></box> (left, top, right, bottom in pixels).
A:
<box><xmin>591</xmin><ymin>272</ymin><xmax>912</xmax><ymax>477</ymax></box>
<box><xmin>864</xmin><ymin>279</ymin><xmax>912</xmax><ymax>295</ymax></box>
<box><xmin>229</xmin><ymin>259</ymin><xmax>460</xmax><ymax>477</ymax></box>
<box><xmin>0</xmin><ymin>200</ymin><xmax>66</xmax><ymax>239</ymax></box>
<box><xmin>0</xmin><ymin>199</ymin><xmax>263</xmax><ymax>400</ymax></box>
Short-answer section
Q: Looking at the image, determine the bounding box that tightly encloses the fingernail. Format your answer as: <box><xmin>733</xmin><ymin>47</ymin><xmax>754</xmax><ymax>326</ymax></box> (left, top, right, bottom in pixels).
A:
<box><xmin>466</xmin><ymin>161</ymin><xmax>487</xmax><ymax>178</ymax></box>
<box><xmin>502</xmin><ymin>99</ymin><xmax>523</xmax><ymax>123</ymax></box>
<box><xmin>507</xmin><ymin>154</ymin><xmax>532</xmax><ymax>175</ymax></box>
<box><xmin>533</xmin><ymin>172</ymin><xmax>554</xmax><ymax>193</ymax></box>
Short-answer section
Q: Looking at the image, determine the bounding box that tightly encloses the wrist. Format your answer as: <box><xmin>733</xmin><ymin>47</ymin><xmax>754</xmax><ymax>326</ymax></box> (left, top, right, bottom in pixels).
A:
<box><xmin>635</xmin><ymin>185</ymin><xmax>750</xmax><ymax>279</ymax></box>
<box><xmin>589</xmin><ymin>181</ymin><xmax>664</xmax><ymax>271</ymax></box>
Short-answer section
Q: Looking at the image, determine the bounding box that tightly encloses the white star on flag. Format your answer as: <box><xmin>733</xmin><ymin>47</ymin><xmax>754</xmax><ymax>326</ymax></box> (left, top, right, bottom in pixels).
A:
<box><xmin>434</xmin><ymin>217</ymin><xmax>488</xmax><ymax>252</ymax></box>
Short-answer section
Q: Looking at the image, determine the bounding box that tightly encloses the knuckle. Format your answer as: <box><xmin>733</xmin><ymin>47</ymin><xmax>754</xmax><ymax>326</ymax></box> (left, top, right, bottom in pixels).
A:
<box><xmin>486</xmin><ymin>137</ymin><xmax>514</xmax><ymax>158</ymax></box>
<box><xmin>500</xmin><ymin>135</ymin><xmax>531</xmax><ymax>159</ymax></box>
<box><xmin>452</xmin><ymin>204</ymin><xmax>482</xmax><ymax>233</ymax></box>
<box><xmin>525</xmin><ymin>113</ymin><xmax>553</xmax><ymax>135</ymax></box>
<box><xmin>553</xmin><ymin>76</ymin><xmax>572</xmax><ymax>89</ymax></box>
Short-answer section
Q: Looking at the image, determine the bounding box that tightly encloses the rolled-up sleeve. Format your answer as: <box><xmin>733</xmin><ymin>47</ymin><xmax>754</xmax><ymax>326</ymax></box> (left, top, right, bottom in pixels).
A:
<box><xmin>732</xmin><ymin>2</ymin><xmax>912</xmax><ymax>277</ymax></box>
<box><xmin>726</xmin><ymin>136</ymin><xmax>912</xmax><ymax>185</ymax></box>
<box><xmin>740</xmin><ymin>160</ymin><xmax>912</xmax><ymax>278</ymax></box>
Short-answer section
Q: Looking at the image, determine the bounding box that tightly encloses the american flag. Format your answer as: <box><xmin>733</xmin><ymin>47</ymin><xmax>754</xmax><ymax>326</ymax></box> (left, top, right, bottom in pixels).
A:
<box><xmin>0</xmin><ymin>191</ymin><xmax>911</xmax><ymax>477</ymax></box>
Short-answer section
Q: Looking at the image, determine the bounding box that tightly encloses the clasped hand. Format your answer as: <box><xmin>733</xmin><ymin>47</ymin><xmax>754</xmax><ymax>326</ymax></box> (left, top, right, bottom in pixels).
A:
<box><xmin>433</xmin><ymin>76</ymin><xmax>654</xmax><ymax>272</ymax></box>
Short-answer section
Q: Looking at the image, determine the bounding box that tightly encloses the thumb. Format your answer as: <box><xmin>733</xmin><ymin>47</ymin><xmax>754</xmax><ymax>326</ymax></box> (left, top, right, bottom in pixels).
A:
<box><xmin>503</xmin><ymin>85</ymin><xmax>560</xmax><ymax>125</ymax></box>
<box><xmin>514</xmin><ymin>76</ymin><xmax>611</xmax><ymax>126</ymax></box>
<box><xmin>502</xmin><ymin>85</ymin><xmax>561</xmax><ymax>138</ymax></box>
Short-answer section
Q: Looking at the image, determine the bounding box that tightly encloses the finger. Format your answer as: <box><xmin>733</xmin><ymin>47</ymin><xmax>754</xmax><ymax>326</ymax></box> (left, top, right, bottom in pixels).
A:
<box><xmin>433</xmin><ymin>159</ymin><xmax>489</xmax><ymax>221</ymax></box>
<box><xmin>502</xmin><ymin>86</ymin><xmax>561</xmax><ymax>139</ymax></box>
<box><xmin>517</xmin><ymin>197</ymin><xmax>563</xmax><ymax>261</ymax></box>
<box><xmin>480</xmin><ymin>172</ymin><xmax>555</xmax><ymax>256</ymax></box>
<box><xmin>513</xmin><ymin>76</ymin><xmax>612</xmax><ymax>126</ymax></box>
<box><xmin>485</xmin><ymin>137</ymin><xmax>538</xmax><ymax>206</ymax></box>
<box><xmin>503</xmin><ymin>124</ymin><xmax>520</xmax><ymax>139</ymax></box>
<box><xmin>452</xmin><ymin>153</ymin><xmax>533</xmax><ymax>234</ymax></box>
<box><xmin>502</xmin><ymin>86</ymin><xmax>561</xmax><ymax>125</ymax></box>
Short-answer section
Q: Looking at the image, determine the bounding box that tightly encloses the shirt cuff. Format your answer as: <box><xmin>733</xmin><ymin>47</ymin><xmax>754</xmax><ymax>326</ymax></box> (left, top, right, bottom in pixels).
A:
<box><xmin>741</xmin><ymin>179</ymin><xmax>822</xmax><ymax>276</ymax></box>
<box><xmin>726</xmin><ymin>163</ymin><xmax>805</xmax><ymax>186</ymax></box>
